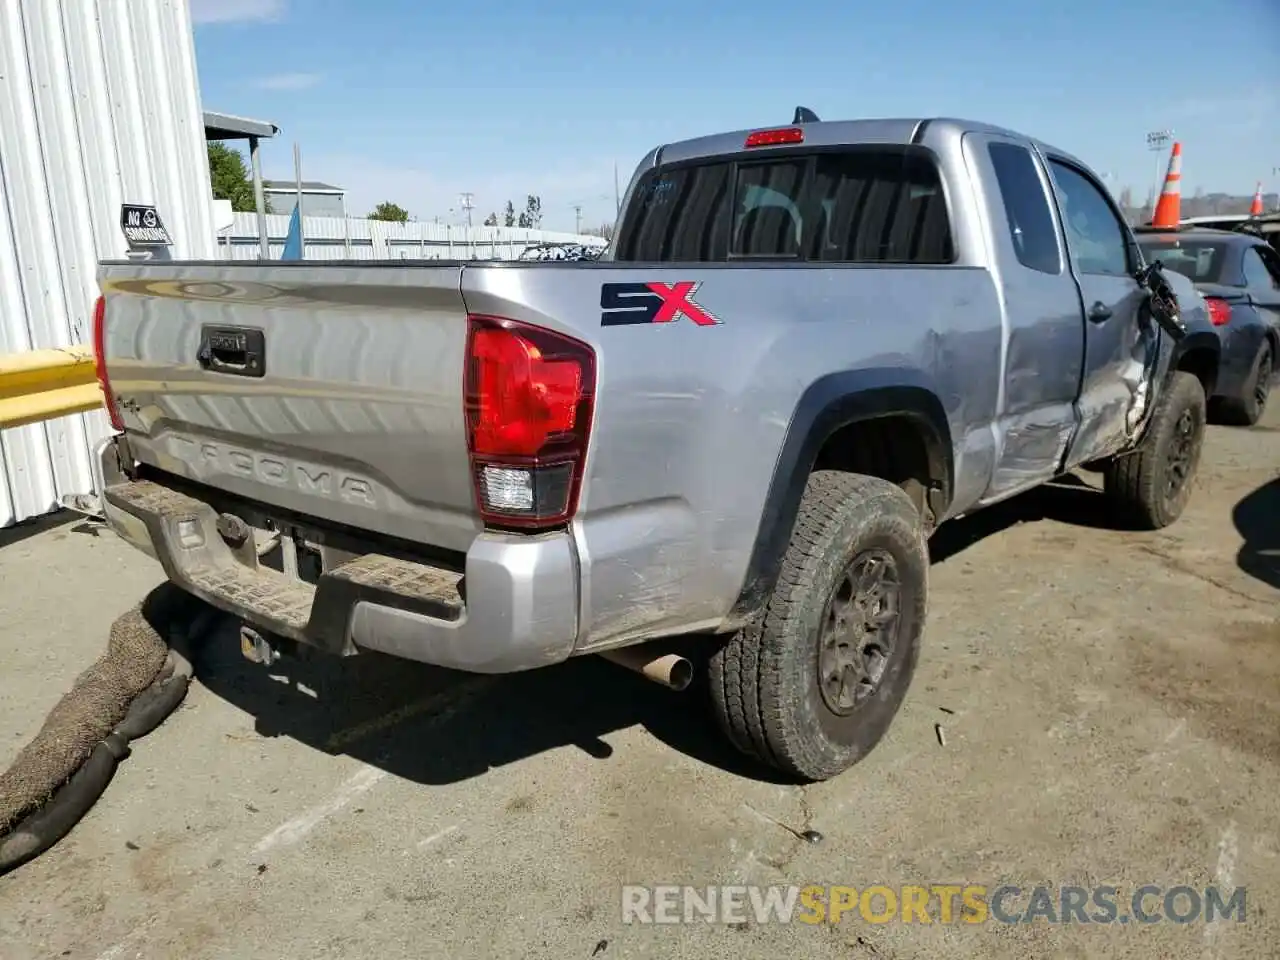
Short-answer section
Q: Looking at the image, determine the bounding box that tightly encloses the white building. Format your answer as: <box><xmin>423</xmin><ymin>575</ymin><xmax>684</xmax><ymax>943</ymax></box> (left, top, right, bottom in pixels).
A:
<box><xmin>262</xmin><ymin>180</ymin><xmax>347</xmax><ymax>218</ymax></box>
<box><xmin>0</xmin><ymin>0</ymin><xmax>218</xmax><ymax>528</ymax></box>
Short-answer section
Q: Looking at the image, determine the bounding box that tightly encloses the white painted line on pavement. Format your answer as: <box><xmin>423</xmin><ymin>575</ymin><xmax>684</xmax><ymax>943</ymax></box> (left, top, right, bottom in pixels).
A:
<box><xmin>416</xmin><ymin>824</ymin><xmax>460</xmax><ymax>850</ymax></box>
<box><xmin>252</xmin><ymin>765</ymin><xmax>387</xmax><ymax>855</ymax></box>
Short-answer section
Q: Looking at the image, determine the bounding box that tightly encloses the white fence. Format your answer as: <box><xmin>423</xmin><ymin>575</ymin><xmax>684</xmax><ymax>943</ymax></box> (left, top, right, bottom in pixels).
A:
<box><xmin>219</xmin><ymin>213</ymin><xmax>608</xmax><ymax>261</ymax></box>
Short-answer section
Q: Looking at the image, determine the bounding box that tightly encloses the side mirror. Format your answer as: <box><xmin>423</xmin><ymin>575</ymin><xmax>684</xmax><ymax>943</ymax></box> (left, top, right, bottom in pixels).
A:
<box><xmin>1136</xmin><ymin>260</ymin><xmax>1188</xmax><ymax>342</ymax></box>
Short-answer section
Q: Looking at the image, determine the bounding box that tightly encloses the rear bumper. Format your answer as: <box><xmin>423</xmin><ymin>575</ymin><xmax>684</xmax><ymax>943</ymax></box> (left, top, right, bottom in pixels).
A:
<box><xmin>99</xmin><ymin>444</ymin><xmax>580</xmax><ymax>673</ymax></box>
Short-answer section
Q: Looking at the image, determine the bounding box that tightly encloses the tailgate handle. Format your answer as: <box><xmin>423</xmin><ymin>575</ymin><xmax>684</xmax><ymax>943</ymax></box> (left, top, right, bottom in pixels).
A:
<box><xmin>198</xmin><ymin>326</ymin><xmax>266</xmax><ymax>378</ymax></box>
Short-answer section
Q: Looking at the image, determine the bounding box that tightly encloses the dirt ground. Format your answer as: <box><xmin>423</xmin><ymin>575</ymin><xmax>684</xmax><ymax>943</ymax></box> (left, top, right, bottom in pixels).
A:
<box><xmin>0</xmin><ymin>403</ymin><xmax>1277</xmax><ymax>960</ymax></box>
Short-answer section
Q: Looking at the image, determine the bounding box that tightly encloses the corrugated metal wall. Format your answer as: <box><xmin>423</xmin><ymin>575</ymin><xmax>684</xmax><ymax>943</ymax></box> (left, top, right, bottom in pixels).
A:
<box><xmin>217</xmin><ymin>213</ymin><xmax>608</xmax><ymax>261</ymax></box>
<box><xmin>0</xmin><ymin>0</ymin><xmax>213</xmax><ymax>528</ymax></box>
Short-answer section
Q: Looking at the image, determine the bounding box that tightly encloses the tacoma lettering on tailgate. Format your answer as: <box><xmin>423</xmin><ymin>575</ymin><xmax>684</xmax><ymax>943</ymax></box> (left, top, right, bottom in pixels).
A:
<box><xmin>168</xmin><ymin>437</ymin><xmax>379</xmax><ymax>508</ymax></box>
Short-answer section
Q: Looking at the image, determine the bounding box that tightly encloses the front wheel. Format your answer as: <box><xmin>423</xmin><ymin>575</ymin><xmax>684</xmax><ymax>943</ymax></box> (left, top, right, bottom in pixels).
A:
<box><xmin>709</xmin><ymin>472</ymin><xmax>928</xmax><ymax>782</ymax></box>
<box><xmin>1103</xmin><ymin>370</ymin><xmax>1207</xmax><ymax>529</ymax></box>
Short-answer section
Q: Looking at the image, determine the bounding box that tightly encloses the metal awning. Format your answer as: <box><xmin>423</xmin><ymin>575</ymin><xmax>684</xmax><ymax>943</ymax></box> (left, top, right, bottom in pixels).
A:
<box><xmin>203</xmin><ymin>111</ymin><xmax>280</xmax><ymax>258</ymax></box>
<box><xmin>203</xmin><ymin>110</ymin><xmax>279</xmax><ymax>142</ymax></box>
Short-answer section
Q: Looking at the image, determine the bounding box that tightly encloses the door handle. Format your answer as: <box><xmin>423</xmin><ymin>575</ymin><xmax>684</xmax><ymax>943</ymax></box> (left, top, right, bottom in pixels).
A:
<box><xmin>1087</xmin><ymin>302</ymin><xmax>1112</xmax><ymax>323</ymax></box>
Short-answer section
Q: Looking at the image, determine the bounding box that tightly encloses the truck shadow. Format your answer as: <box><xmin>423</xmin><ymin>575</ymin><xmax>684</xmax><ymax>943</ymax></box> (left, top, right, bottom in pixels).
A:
<box><xmin>929</xmin><ymin>472</ymin><xmax>1122</xmax><ymax>564</ymax></box>
<box><xmin>192</xmin><ymin>470</ymin><xmax>1131</xmax><ymax>787</ymax></box>
<box><xmin>1233</xmin><ymin>478</ymin><xmax>1280</xmax><ymax>590</ymax></box>
<box><xmin>194</xmin><ymin>620</ymin><xmax>782</xmax><ymax>784</ymax></box>
<box><xmin>0</xmin><ymin>510</ymin><xmax>81</xmax><ymax>550</ymax></box>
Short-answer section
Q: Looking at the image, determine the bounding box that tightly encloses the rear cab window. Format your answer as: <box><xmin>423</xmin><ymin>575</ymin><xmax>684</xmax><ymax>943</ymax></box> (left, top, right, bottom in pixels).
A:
<box><xmin>1136</xmin><ymin>238</ymin><xmax>1230</xmax><ymax>285</ymax></box>
<box><xmin>986</xmin><ymin>142</ymin><xmax>1061</xmax><ymax>275</ymax></box>
<box><xmin>614</xmin><ymin>147</ymin><xmax>954</xmax><ymax>264</ymax></box>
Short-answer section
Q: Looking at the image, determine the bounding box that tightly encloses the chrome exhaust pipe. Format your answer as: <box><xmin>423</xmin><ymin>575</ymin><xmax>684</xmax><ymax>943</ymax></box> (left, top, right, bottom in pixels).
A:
<box><xmin>599</xmin><ymin>645</ymin><xmax>693</xmax><ymax>691</ymax></box>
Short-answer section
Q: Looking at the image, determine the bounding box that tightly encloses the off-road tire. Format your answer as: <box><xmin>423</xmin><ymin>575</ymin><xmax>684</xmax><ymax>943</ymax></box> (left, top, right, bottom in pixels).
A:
<box><xmin>1215</xmin><ymin>341</ymin><xmax>1272</xmax><ymax>427</ymax></box>
<box><xmin>709</xmin><ymin>472</ymin><xmax>928</xmax><ymax>782</ymax></box>
<box><xmin>1103</xmin><ymin>370</ymin><xmax>1206</xmax><ymax>529</ymax></box>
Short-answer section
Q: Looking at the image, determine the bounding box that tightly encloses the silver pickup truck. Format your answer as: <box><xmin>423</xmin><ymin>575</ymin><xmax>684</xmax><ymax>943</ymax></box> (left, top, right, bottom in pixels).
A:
<box><xmin>89</xmin><ymin>111</ymin><xmax>1206</xmax><ymax>781</ymax></box>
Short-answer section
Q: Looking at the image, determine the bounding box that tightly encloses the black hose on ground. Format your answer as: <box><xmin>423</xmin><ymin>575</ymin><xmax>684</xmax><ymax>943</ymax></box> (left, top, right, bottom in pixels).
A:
<box><xmin>0</xmin><ymin>734</ymin><xmax>129</xmax><ymax>872</ymax></box>
<box><xmin>0</xmin><ymin>587</ymin><xmax>212</xmax><ymax>877</ymax></box>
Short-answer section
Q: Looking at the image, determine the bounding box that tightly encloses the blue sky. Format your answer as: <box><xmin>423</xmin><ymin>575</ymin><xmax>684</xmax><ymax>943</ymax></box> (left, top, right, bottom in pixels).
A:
<box><xmin>191</xmin><ymin>0</ymin><xmax>1280</xmax><ymax>233</ymax></box>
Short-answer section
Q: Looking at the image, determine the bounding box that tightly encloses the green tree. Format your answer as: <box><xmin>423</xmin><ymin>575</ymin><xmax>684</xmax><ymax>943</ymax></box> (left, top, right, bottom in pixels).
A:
<box><xmin>368</xmin><ymin>201</ymin><xmax>409</xmax><ymax>223</ymax></box>
<box><xmin>207</xmin><ymin>142</ymin><xmax>262</xmax><ymax>212</ymax></box>
<box><xmin>483</xmin><ymin>212</ymin><xmax>499</xmax><ymax>226</ymax></box>
<box><xmin>524</xmin><ymin>195</ymin><xmax>542</xmax><ymax>228</ymax></box>
<box><xmin>503</xmin><ymin>200</ymin><xmax>516</xmax><ymax>227</ymax></box>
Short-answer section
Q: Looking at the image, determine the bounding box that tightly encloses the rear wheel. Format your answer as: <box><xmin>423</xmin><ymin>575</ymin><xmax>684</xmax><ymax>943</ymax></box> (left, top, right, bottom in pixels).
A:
<box><xmin>1103</xmin><ymin>371</ymin><xmax>1206</xmax><ymax>529</ymax></box>
<box><xmin>709</xmin><ymin>472</ymin><xmax>928</xmax><ymax>782</ymax></box>
<box><xmin>1217</xmin><ymin>342</ymin><xmax>1272</xmax><ymax>427</ymax></box>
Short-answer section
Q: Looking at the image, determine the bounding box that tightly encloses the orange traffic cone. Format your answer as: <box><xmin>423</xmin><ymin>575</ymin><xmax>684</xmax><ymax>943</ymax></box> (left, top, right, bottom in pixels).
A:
<box><xmin>1151</xmin><ymin>142</ymin><xmax>1182</xmax><ymax>228</ymax></box>
<box><xmin>1249</xmin><ymin>182</ymin><xmax>1263</xmax><ymax>217</ymax></box>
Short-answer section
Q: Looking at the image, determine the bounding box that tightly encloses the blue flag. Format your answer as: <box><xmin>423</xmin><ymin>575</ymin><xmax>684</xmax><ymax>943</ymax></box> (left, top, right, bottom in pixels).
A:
<box><xmin>280</xmin><ymin>203</ymin><xmax>303</xmax><ymax>260</ymax></box>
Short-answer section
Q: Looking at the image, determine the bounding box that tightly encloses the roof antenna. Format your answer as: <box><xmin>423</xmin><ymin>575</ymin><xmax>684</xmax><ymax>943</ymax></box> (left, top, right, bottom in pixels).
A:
<box><xmin>792</xmin><ymin>106</ymin><xmax>820</xmax><ymax>124</ymax></box>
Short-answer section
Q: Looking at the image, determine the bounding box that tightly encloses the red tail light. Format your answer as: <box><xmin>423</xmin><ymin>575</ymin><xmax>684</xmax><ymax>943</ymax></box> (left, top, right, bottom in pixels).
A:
<box><xmin>1204</xmin><ymin>297</ymin><xmax>1232</xmax><ymax>327</ymax></box>
<box><xmin>744</xmin><ymin>127</ymin><xmax>804</xmax><ymax>148</ymax></box>
<box><xmin>464</xmin><ymin>315</ymin><xmax>595</xmax><ymax>529</ymax></box>
<box><xmin>92</xmin><ymin>295</ymin><xmax>124</xmax><ymax>431</ymax></box>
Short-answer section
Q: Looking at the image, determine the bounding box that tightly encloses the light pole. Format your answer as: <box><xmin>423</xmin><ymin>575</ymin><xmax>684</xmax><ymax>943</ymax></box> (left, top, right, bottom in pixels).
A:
<box><xmin>1146</xmin><ymin>129</ymin><xmax>1173</xmax><ymax>214</ymax></box>
<box><xmin>568</xmin><ymin>194</ymin><xmax>612</xmax><ymax>236</ymax></box>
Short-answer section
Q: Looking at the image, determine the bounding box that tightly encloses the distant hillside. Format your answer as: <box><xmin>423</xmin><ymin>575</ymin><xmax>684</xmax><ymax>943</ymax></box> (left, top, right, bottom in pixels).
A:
<box><xmin>1118</xmin><ymin>191</ymin><xmax>1277</xmax><ymax>226</ymax></box>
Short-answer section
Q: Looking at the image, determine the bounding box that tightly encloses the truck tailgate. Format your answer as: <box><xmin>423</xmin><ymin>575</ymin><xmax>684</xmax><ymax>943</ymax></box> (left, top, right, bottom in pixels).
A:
<box><xmin>99</xmin><ymin>263</ymin><xmax>479</xmax><ymax>552</ymax></box>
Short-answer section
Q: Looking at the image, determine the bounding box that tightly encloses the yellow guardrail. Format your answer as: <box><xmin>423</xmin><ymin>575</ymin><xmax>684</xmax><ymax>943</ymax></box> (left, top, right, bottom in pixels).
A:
<box><xmin>0</xmin><ymin>347</ymin><xmax>104</xmax><ymax>430</ymax></box>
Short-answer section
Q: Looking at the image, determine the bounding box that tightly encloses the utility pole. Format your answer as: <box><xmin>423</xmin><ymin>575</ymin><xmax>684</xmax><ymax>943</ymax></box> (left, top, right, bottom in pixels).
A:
<box><xmin>459</xmin><ymin>192</ymin><xmax>474</xmax><ymax>228</ymax></box>
<box><xmin>1146</xmin><ymin>129</ymin><xmax>1173</xmax><ymax>215</ymax></box>
<box><xmin>573</xmin><ymin>204</ymin><xmax>582</xmax><ymax>234</ymax></box>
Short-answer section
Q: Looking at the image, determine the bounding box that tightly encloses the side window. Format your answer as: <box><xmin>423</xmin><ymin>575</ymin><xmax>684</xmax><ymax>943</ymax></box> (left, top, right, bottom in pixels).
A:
<box><xmin>808</xmin><ymin>149</ymin><xmax>954</xmax><ymax>263</ymax></box>
<box><xmin>987</xmin><ymin>142</ymin><xmax>1060</xmax><ymax>275</ymax></box>
<box><xmin>1245</xmin><ymin>246</ymin><xmax>1280</xmax><ymax>291</ymax></box>
<box><xmin>614</xmin><ymin>164</ymin><xmax>730</xmax><ymax>261</ymax></box>
<box><xmin>733</xmin><ymin>160</ymin><xmax>807</xmax><ymax>257</ymax></box>
<box><xmin>1048</xmin><ymin>160</ymin><xmax>1131</xmax><ymax>278</ymax></box>
<box><xmin>1241</xmin><ymin>248</ymin><xmax>1274</xmax><ymax>290</ymax></box>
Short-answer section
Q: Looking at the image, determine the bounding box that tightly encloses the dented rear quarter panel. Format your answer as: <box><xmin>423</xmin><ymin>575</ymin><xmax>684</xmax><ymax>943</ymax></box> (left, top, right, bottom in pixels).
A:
<box><xmin>460</xmin><ymin>262</ymin><xmax>1002</xmax><ymax>648</ymax></box>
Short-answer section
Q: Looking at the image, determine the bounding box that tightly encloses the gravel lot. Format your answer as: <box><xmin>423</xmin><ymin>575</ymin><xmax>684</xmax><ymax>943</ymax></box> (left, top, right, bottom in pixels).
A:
<box><xmin>1</xmin><ymin>404</ymin><xmax>1277</xmax><ymax>960</ymax></box>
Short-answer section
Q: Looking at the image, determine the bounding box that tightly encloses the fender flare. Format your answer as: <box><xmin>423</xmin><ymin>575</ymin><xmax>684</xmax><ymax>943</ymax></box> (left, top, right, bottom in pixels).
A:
<box><xmin>727</xmin><ymin>369</ymin><xmax>954</xmax><ymax>623</ymax></box>
<box><xmin>1170</xmin><ymin>329</ymin><xmax>1221</xmax><ymax>367</ymax></box>
<box><xmin>1168</xmin><ymin>329</ymin><xmax>1222</xmax><ymax>394</ymax></box>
